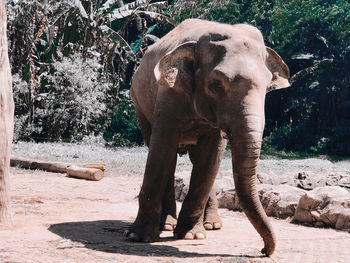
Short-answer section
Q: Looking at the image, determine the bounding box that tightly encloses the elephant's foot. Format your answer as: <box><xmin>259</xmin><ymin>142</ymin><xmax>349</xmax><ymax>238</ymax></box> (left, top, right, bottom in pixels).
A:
<box><xmin>203</xmin><ymin>208</ymin><xmax>222</xmax><ymax>230</ymax></box>
<box><xmin>261</xmin><ymin>240</ymin><xmax>275</xmax><ymax>257</ymax></box>
<box><xmin>125</xmin><ymin>216</ymin><xmax>160</xmax><ymax>243</ymax></box>
<box><xmin>162</xmin><ymin>214</ymin><xmax>177</xmax><ymax>231</ymax></box>
<box><xmin>174</xmin><ymin>221</ymin><xmax>206</xmax><ymax>240</ymax></box>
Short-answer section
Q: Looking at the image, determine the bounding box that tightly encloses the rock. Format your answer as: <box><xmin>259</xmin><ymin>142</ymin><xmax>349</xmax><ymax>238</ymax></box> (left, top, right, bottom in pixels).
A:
<box><xmin>257</xmin><ymin>171</ymin><xmax>297</xmax><ymax>187</ymax></box>
<box><xmin>178</xmin><ymin>184</ymin><xmax>189</xmax><ymax>202</ymax></box>
<box><xmin>174</xmin><ymin>177</ymin><xmax>185</xmax><ymax>201</ymax></box>
<box><xmin>217</xmin><ymin>189</ymin><xmax>241</xmax><ymax>210</ymax></box>
<box><xmin>339</xmin><ymin>174</ymin><xmax>350</xmax><ymax>188</ymax></box>
<box><xmin>174</xmin><ymin>175</ymin><xmax>189</xmax><ymax>202</ymax></box>
<box><xmin>214</xmin><ymin>173</ymin><xmax>235</xmax><ymax>193</ymax></box>
<box><xmin>175</xmin><ymin>172</ymin><xmax>191</xmax><ymax>202</ymax></box>
<box><xmin>296</xmin><ymin>171</ymin><xmax>326</xmax><ymax>190</ymax></box>
<box><xmin>258</xmin><ymin>184</ymin><xmax>306</xmax><ymax>219</ymax></box>
<box><xmin>326</xmin><ymin>172</ymin><xmax>342</xmax><ymax>186</ymax></box>
<box><xmin>257</xmin><ymin>172</ymin><xmax>280</xmax><ymax>185</ymax></box>
<box><xmin>294</xmin><ymin>186</ymin><xmax>350</xmax><ymax>230</ymax></box>
<box><xmin>325</xmin><ymin>172</ymin><xmax>350</xmax><ymax>189</ymax></box>
<box><xmin>279</xmin><ymin>173</ymin><xmax>298</xmax><ymax>187</ymax></box>
<box><xmin>218</xmin><ymin>184</ymin><xmax>306</xmax><ymax>219</ymax></box>
<box><xmin>335</xmin><ymin>209</ymin><xmax>350</xmax><ymax>230</ymax></box>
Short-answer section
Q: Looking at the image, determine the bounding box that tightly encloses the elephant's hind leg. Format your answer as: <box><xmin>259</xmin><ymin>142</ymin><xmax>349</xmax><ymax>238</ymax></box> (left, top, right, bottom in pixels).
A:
<box><xmin>203</xmin><ymin>187</ymin><xmax>222</xmax><ymax>230</ymax></box>
<box><xmin>174</xmin><ymin>131</ymin><xmax>226</xmax><ymax>240</ymax></box>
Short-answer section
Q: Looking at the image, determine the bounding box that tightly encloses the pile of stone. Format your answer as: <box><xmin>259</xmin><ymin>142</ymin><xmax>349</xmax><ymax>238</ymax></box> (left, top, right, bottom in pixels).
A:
<box><xmin>174</xmin><ymin>170</ymin><xmax>350</xmax><ymax>231</ymax></box>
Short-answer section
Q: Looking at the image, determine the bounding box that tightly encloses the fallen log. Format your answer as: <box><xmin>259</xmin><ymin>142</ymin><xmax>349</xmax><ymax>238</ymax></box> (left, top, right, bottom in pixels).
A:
<box><xmin>67</xmin><ymin>166</ymin><xmax>104</xmax><ymax>181</ymax></box>
<box><xmin>81</xmin><ymin>163</ymin><xmax>105</xmax><ymax>171</ymax></box>
<box><xmin>10</xmin><ymin>157</ymin><xmax>70</xmax><ymax>173</ymax></box>
<box><xmin>10</xmin><ymin>156</ymin><xmax>105</xmax><ymax>181</ymax></box>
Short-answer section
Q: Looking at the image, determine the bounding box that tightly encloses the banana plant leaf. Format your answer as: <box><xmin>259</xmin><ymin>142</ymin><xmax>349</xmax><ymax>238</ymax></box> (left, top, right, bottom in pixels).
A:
<box><xmin>99</xmin><ymin>25</ymin><xmax>136</xmax><ymax>61</ymax></box>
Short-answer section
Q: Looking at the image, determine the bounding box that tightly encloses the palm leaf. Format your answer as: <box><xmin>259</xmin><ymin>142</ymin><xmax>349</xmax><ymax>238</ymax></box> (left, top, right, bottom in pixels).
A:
<box><xmin>99</xmin><ymin>25</ymin><xmax>136</xmax><ymax>60</ymax></box>
<box><xmin>148</xmin><ymin>1</ymin><xmax>168</xmax><ymax>12</ymax></box>
<box><xmin>70</xmin><ymin>0</ymin><xmax>89</xmax><ymax>19</ymax></box>
<box><xmin>97</xmin><ymin>0</ymin><xmax>117</xmax><ymax>13</ymax></box>
<box><xmin>137</xmin><ymin>11</ymin><xmax>174</xmax><ymax>24</ymax></box>
<box><xmin>105</xmin><ymin>0</ymin><xmax>149</xmax><ymax>21</ymax></box>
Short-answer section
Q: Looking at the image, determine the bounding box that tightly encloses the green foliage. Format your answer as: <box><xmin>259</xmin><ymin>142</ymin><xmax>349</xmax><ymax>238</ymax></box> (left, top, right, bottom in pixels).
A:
<box><xmin>8</xmin><ymin>0</ymin><xmax>350</xmax><ymax>156</ymax></box>
<box><xmin>169</xmin><ymin>0</ymin><xmax>275</xmax><ymax>34</ymax></box>
<box><xmin>264</xmin><ymin>0</ymin><xmax>350</xmax><ymax>156</ymax></box>
<box><xmin>8</xmin><ymin>0</ymin><xmax>171</xmax><ymax>143</ymax></box>
<box><xmin>103</xmin><ymin>90</ymin><xmax>143</xmax><ymax>147</ymax></box>
<box><xmin>170</xmin><ymin>0</ymin><xmax>350</xmax><ymax>156</ymax></box>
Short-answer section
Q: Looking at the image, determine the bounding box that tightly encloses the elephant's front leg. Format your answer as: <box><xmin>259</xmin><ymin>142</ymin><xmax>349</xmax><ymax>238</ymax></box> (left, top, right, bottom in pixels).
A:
<box><xmin>126</xmin><ymin>131</ymin><xmax>179</xmax><ymax>242</ymax></box>
<box><xmin>174</xmin><ymin>131</ymin><xmax>226</xmax><ymax>239</ymax></box>
<box><xmin>160</xmin><ymin>156</ymin><xmax>178</xmax><ymax>231</ymax></box>
<box><xmin>125</xmin><ymin>89</ymin><xmax>180</xmax><ymax>242</ymax></box>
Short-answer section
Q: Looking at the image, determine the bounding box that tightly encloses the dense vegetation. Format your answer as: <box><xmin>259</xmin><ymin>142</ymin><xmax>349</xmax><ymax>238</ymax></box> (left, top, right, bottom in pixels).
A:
<box><xmin>7</xmin><ymin>0</ymin><xmax>170</xmax><ymax>145</ymax></box>
<box><xmin>7</xmin><ymin>0</ymin><xmax>350</xmax><ymax>156</ymax></box>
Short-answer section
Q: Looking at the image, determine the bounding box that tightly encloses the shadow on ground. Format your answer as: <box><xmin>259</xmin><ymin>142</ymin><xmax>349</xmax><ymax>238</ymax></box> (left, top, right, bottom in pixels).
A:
<box><xmin>48</xmin><ymin>220</ymin><xmax>265</xmax><ymax>260</ymax></box>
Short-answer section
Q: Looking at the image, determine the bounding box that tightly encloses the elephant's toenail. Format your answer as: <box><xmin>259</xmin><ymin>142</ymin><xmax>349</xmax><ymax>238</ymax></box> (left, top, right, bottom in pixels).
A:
<box><xmin>163</xmin><ymin>224</ymin><xmax>173</xmax><ymax>231</ymax></box>
<box><xmin>184</xmin><ymin>232</ymin><xmax>194</xmax><ymax>239</ymax></box>
<box><xmin>128</xmin><ymin>232</ymin><xmax>139</xmax><ymax>241</ymax></box>
<box><xmin>213</xmin><ymin>222</ymin><xmax>222</xmax><ymax>229</ymax></box>
<box><xmin>143</xmin><ymin>236</ymin><xmax>153</xmax><ymax>243</ymax></box>
<box><xmin>195</xmin><ymin>233</ymin><xmax>205</xmax><ymax>239</ymax></box>
<box><xmin>204</xmin><ymin>223</ymin><xmax>213</xmax><ymax>230</ymax></box>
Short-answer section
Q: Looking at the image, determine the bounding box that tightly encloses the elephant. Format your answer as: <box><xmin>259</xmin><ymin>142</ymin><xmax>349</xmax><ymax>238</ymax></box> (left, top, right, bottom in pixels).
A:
<box><xmin>0</xmin><ymin>0</ymin><xmax>14</xmax><ymax>227</ymax></box>
<box><xmin>126</xmin><ymin>19</ymin><xmax>289</xmax><ymax>256</ymax></box>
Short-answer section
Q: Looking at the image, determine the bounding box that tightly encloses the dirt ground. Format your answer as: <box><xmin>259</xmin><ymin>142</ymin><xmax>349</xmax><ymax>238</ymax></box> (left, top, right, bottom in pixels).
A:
<box><xmin>1</xmin><ymin>166</ymin><xmax>349</xmax><ymax>263</ymax></box>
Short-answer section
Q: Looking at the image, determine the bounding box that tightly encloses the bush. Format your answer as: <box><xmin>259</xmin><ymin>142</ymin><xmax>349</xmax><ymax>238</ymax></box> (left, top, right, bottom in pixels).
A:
<box><xmin>103</xmin><ymin>90</ymin><xmax>143</xmax><ymax>147</ymax></box>
<box><xmin>8</xmin><ymin>0</ymin><xmax>171</xmax><ymax>144</ymax></box>
<box><xmin>13</xmin><ymin>53</ymin><xmax>112</xmax><ymax>142</ymax></box>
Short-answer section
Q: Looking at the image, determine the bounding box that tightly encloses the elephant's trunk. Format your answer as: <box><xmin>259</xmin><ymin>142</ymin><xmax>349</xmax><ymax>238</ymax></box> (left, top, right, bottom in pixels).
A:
<box><xmin>229</xmin><ymin>114</ymin><xmax>275</xmax><ymax>256</ymax></box>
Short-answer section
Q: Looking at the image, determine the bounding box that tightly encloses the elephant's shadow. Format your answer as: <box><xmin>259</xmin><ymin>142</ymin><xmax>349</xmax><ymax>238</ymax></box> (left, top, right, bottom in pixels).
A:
<box><xmin>48</xmin><ymin>220</ymin><xmax>263</xmax><ymax>259</ymax></box>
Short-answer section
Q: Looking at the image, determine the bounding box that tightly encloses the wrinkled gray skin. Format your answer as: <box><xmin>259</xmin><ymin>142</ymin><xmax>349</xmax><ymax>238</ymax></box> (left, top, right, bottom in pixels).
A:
<box><xmin>0</xmin><ymin>0</ymin><xmax>14</xmax><ymax>227</ymax></box>
<box><xmin>127</xmin><ymin>19</ymin><xmax>290</xmax><ymax>256</ymax></box>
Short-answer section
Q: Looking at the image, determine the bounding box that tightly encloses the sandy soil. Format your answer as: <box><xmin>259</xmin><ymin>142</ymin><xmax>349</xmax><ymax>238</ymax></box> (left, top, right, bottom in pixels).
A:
<box><xmin>1</xmin><ymin>165</ymin><xmax>349</xmax><ymax>263</ymax></box>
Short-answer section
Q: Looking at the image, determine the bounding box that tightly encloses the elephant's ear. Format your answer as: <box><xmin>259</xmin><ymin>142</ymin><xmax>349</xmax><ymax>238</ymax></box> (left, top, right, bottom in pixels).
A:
<box><xmin>154</xmin><ymin>41</ymin><xmax>196</xmax><ymax>94</ymax></box>
<box><xmin>265</xmin><ymin>47</ymin><xmax>290</xmax><ymax>92</ymax></box>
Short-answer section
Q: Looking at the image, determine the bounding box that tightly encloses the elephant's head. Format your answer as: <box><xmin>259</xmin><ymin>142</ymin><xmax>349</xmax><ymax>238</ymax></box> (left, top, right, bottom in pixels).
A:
<box><xmin>154</xmin><ymin>24</ymin><xmax>290</xmax><ymax>256</ymax></box>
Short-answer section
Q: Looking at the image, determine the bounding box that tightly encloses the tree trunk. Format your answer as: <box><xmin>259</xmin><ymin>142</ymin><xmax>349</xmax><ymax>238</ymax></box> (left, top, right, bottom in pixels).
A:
<box><xmin>0</xmin><ymin>0</ymin><xmax>14</xmax><ymax>226</ymax></box>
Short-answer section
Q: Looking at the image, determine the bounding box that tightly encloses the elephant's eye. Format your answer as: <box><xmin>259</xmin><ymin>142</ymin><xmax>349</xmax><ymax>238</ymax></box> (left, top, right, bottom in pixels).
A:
<box><xmin>207</xmin><ymin>81</ymin><xmax>225</xmax><ymax>96</ymax></box>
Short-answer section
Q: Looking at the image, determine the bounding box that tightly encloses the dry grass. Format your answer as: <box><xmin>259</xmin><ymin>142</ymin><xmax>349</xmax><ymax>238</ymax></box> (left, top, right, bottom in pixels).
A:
<box><xmin>11</xmin><ymin>142</ymin><xmax>350</xmax><ymax>178</ymax></box>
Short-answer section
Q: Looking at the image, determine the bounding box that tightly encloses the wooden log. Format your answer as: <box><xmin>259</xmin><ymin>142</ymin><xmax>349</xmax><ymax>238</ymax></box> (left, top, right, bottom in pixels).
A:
<box><xmin>10</xmin><ymin>157</ymin><xmax>105</xmax><ymax>181</ymax></box>
<box><xmin>81</xmin><ymin>163</ymin><xmax>105</xmax><ymax>171</ymax></box>
<box><xmin>10</xmin><ymin>157</ymin><xmax>70</xmax><ymax>173</ymax></box>
<box><xmin>67</xmin><ymin>166</ymin><xmax>104</xmax><ymax>181</ymax></box>
<box><xmin>11</xmin><ymin>157</ymin><xmax>105</xmax><ymax>172</ymax></box>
